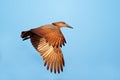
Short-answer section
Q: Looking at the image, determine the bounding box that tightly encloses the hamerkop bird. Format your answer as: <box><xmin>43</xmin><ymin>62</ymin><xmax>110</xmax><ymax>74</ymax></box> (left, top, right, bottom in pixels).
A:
<box><xmin>21</xmin><ymin>21</ymin><xmax>73</xmax><ymax>73</ymax></box>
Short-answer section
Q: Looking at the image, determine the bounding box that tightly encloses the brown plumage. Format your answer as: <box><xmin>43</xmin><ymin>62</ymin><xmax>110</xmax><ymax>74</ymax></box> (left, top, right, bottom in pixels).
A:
<box><xmin>21</xmin><ymin>21</ymin><xmax>73</xmax><ymax>73</ymax></box>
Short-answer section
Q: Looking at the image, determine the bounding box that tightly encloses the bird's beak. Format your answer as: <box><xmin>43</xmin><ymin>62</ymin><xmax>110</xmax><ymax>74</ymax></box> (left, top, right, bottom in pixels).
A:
<box><xmin>67</xmin><ymin>25</ymin><xmax>73</xmax><ymax>29</ymax></box>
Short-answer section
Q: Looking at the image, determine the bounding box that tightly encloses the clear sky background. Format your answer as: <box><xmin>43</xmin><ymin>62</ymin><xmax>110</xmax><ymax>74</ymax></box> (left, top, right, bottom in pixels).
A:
<box><xmin>0</xmin><ymin>0</ymin><xmax>120</xmax><ymax>80</ymax></box>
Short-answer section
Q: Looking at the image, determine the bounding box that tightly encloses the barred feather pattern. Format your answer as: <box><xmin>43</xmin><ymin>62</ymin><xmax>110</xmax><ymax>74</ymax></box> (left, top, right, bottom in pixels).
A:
<box><xmin>30</xmin><ymin>34</ymin><xmax>65</xmax><ymax>73</ymax></box>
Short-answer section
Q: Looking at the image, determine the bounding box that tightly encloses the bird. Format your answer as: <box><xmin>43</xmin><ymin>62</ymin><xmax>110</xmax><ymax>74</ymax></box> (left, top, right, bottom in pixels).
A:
<box><xmin>21</xmin><ymin>21</ymin><xmax>73</xmax><ymax>73</ymax></box>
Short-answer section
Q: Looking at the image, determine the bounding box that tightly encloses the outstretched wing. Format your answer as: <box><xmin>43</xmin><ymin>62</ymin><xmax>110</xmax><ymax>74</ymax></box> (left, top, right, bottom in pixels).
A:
<box><xmin>30</xmin><ymin>34</ymin><xmax>65</xmax><ymax>73</ymax></box>
<box><xmin>30</xmin><ymin>25</ymin><xmax>66</xmax><ymax>47</ymax></box>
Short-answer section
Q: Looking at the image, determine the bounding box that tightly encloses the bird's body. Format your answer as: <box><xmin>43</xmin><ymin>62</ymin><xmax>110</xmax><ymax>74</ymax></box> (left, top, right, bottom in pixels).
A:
<box><xmin>21</xmin><ymin>22</ymin><xmax>72</xmax><ymax>73</ymax></box>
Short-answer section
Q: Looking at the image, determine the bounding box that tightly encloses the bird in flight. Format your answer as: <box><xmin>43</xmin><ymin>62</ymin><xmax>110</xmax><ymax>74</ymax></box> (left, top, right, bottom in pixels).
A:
<box><xmin>21</xmin><ymin>21</ymin><xmax>73</xmax><ymax>73</ymax></box>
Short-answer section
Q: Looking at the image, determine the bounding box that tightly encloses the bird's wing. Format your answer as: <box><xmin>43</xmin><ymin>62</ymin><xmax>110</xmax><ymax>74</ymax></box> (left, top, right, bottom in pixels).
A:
<box><xmin>30</xmin><ymin>34</ymin><xmax>65</xmax><ymax>73</ymax></box>
<box><xmin>30</xmin><ymin>25</ymin><xmax>66</xmax><ymax>47</ymax></box>
<box><xmin>45</xmin><ymin>29</ymin><xmax>66</xmax><ymax>47</ymax></box>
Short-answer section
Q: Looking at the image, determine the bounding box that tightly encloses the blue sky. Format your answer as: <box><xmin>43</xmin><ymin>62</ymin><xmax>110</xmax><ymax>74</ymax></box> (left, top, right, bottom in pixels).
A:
<box><xmin>0</xmin><ymin>0</ymin><xmax>120</xmax><ymax>80</ymax></box>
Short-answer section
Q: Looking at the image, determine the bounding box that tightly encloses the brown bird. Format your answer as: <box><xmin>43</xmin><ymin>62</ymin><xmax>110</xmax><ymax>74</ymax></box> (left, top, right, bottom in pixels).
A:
<box><xmin>21</xmin><ymin>21</ymin><xmax>73</xmax><ymax>73</ymax></box>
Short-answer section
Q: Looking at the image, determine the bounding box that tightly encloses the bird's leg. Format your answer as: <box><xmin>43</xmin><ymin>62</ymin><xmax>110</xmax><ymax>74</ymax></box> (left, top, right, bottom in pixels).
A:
<box><xmin>23</xmin><ymin>36</ymin><xmax>30</xmax><ymax>41</ymax></box>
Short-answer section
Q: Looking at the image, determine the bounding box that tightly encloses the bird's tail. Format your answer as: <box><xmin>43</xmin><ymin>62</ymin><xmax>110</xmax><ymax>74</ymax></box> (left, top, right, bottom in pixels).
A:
<box><xmin>21</xmin><ymin>31</ymin><xmax>31</xmax><ymax>40</ymax></box>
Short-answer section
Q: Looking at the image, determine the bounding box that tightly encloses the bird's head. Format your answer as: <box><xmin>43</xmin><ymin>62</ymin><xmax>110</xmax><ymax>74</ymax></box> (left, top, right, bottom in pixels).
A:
<box><xmin>52</xmin><ymin>22</ymin><xmax>73</xmax><ymax>29</ymax></box>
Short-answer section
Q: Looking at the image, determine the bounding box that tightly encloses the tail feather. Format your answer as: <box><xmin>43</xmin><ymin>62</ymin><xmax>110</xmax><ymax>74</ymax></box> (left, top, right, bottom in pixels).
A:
<box><xmin>21</xmin><ymin>31</ymin><xmax>31</xmax><ymax>40</ymax></box>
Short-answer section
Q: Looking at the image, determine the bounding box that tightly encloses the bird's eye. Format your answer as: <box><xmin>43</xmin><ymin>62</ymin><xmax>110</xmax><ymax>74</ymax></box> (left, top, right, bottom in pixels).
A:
<box><xmin>62</xmin><ymin>22</ymin><xmax>65</xmax><ymax>24</ymax></box>
<box><xmin>52</xmin><ymin>23</ymin><xmax>56</xmax><ymax>25</ymax></box>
